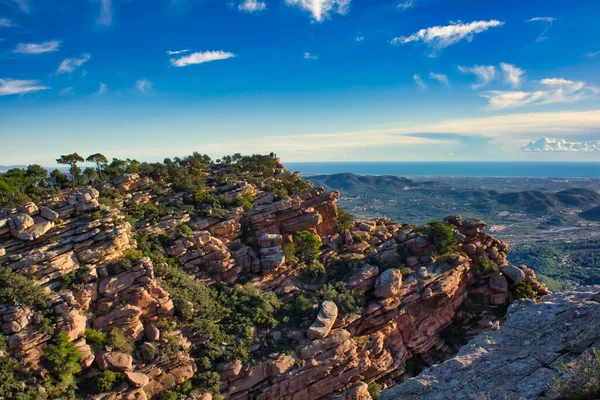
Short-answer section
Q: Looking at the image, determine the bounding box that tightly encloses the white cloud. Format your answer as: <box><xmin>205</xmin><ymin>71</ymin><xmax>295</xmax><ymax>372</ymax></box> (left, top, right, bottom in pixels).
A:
<box><xmin>56</xmin><ymin>54</ymin><xmax>91</xmax><ymax>74</ymax></box>
<box><xmin>135</xmin><ymin>79</ymin><xmax>153</xmax><ymax>94</ymax></box>
<box><xmin>0</xmin><ymin>78</ymin><xmax>49</xmax><ymax>96</ymax></box>
<box><xmin>170</xmin><ymin>50</ymin><xmax>235</xmax><ymax>67</ymax></box>
<box><xmin>458</xmin><ymin>65</ymin><xmax>496</xmax><ymax>89</ymax></box>
<box><xmin>96</xmin><ymin>82</ymin><xmax>107</xmax><ymax>95</ymax></box>
<box><xmin>14</xmin><ymin>40</ymin><xmax>60</xmax><ymax>54</ymax></box>
<box><xmin>285</xmin><ymin>0</ymin><xmax>350</xmax><ymax>22</ymax></box>
<box><xmin>392</xmin><ymin>20</ymin><xmax>504</xmax><ymax>54</ymax></box>
<box><xmin>397</xmin><ymin>0</ymin><xmax>414</xmax><ymax>10</ymax></box>
<box><xmin>0</xmin><ymin>18</ymin><xmax>13</xmax><ymax>27</ymax></box>
<box><xmin>355</xmin><ymin>36</ymin><xmax>364</xmax><ymax>42</ymax></box>
<box><xmin>60</xmin><ymin>87</ymin><xmax>74</xmax><ymax>95</ymax></box>
<box><xmin>429</xmin><ymin>72</ymin><xmax>449</xmax><ymax>86</ymax></box>
<box><xmin>500</xmin><ymin>63</ymin><xmax>524</xmax><ymax>88</ymax></box>
<box><xmin>303</xmin><ymin>52</ymin><xmax>318</xmax><ymax>60</ymax></box>
<box><xmin>481</xmin><ymin>78</ymin><xmax>599</xmax><ymax>110</ymax></box>
<box><xmin>526</xmin><ymin>16</ymin><xmax>555</xmax><ymax>41</ymax></box>
<box><xmin>97</xmin><ymin>0</ymin><xmax>112</xmax><ymax>26</ymax></box>
<box><xmin>10</xmin><ymin>0</ymin><xmax>29</xmax><ymax>13</ymax></box>
<box><xmin>166</xmin><ymin>49</ymin><xmax>190</xmax><ymax>55</ymax></box>
<box><xmin>522</xmin><ymin>137</ymin><xmax>600</xmax><ymax>152</ymax></box>
<box><xmin>238</xmin><ymin>0</ymin><xmax>266</xmax><ymax>12</ymax></box>
<box><xmin>413</xmin><ymin>73</ymin><xmax>427</xmax><ymax>89</ymax></box>
<box><xmin>585</xmin><ymin>50</ymin><xmax>600</xmax><ymax>58</ymax></box>
<box><xmin>526</xmin><ymin>17</ymin><xmax>556</xmax><ymax>23</ymax></box>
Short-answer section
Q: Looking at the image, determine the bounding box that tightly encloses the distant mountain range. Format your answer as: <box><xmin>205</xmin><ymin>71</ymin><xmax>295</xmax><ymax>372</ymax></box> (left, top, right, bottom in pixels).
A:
<box><xmin>0</xmin><ymin>165</ymin><xmax>27</xmax><ymax>172</ymax></box>
<box><xmin>308</xmin><ymin>173</ymin><xmax>600</xmax><ymax>218</ymax></box>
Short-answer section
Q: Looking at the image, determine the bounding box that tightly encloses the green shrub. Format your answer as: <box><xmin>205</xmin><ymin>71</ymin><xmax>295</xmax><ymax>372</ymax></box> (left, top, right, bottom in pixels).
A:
<box><xmin>549</xmin><ymin>349</ymin><xmax>600</xmax><ymax>399</ymax></box>
<box><xmin>283</xmin><ymin>242</ymin><xmax>298</xmax><ymax>265</ymax></box>
<box><xmin>293</xmin><ymin>230</ymin><xmax>321</xmax><ymax>262</ymax></box>
<box><xmin>421</xmin><ymin>221</ymin><xmax>458</xmax><ymax>256</ymax></box>
<box><xmin>107</xmin><ymin>328</ymin><xmax>134</xmax><ymax>354</ymax></box>
<box><xmin>280</xmin><ymin>295</ymin><xmax>316</xmax><ymax>327</ymax></box>
<box><xmin>85</xmin><ymin>328</ymin><xmax>107</xmax><ymax>350</ymax></box>
<box><xmin>0</xmin><ymin>336</ymin><xmax>45</xmax><ymax>400</ymax></box>
<box><xmin>44</xmin><ymin>333</ymin><xmax>82</xmax><ymax>397</ymax></box>
<box><xmin>368</xmin><ymin>382</ymin><xmax>382</xmax><ymax>400</ymax></box>
<box><xmin>160</xmin><ymin>390</ymin><xmax>179</xmax><ymax>400</ymax></box>
<box><xmin>315</xmin><ymin>282</ymin><xmax>361</xmax><ymax>314</ymax></box>
<box><xmin>514</xmin><ymin>281</ymin><xmax>539</xmax><ymax>300</ymax></box>
<box><xmin>177</xmin><ymin>224</ymin><xmax>194</xmax><ymax>239</ymax></box>
<box><xmin>337</xmin><ymin>208</ymin><xmax>354</xmax><ymax>233</ymax></box>
<box><xmin>90</xmin><ymin>211</ymin><xmax>103</xmax><ymax>220</ymax></box>
<box><xmin>399</xmin><ymin>267</ymin><xmax>411</xmax><ymax>276</ymax></box>
<box><xmin>107</xmin><ymin>249</ymin><xmax>143</xmax><ymax>275</ymax></box>
<box><xmin>193</xmin><ymin>371</ymin><xmax>222</xmax><ymax>396</ymax></box>
<box><xmin>302</xmin><ymin>261</ymin><xmax>325</xmax><ymax>282</ymax></box>
<box><xmin>0</xmin><ymin>266</ymin><xmax>50</xmax><ymax>309</ymax></box>
<box><xmin>95</xmin><ymin>370</ymin><xmax>121</xmax><ymax>393</ymax></box>
<box><xmin>236</xmin><ymin>192</ymin><xmax>254</xmax><ymax>211</ymax></box>
<box><xmin>472</xmin><ymin>254</ymin><xmax>500</xmax><ymax>276</ymax></box>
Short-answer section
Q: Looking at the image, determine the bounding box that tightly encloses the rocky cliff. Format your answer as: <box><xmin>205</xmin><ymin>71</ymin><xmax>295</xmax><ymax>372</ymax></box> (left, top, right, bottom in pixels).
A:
<box><xmin>0</xmin><ymin>155</ymin><xmax>551</xmax><ymax>400</ymax></box>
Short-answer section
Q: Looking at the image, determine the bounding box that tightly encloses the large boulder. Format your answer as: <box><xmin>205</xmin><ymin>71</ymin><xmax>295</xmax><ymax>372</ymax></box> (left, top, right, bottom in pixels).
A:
<box><xmin>8</xmin><ymin>213</ymin><xmax>34</xmax><ymax>231</ymax></box>
<box><xmin>374</xmin><ymin>268</ymin><xmax>403</xmax><ymax>298</ymax></box>
<box><xmin>96</xmin><ymin>351</ymin><xmax>133</xmax><ymax>371</ymax></box>
<box><xmin>502</xmin><ymin>265</ymin><xmax>526</xmax><ymax>283</ymax></box>
<box><xmin>307</xmin><ymin>300</ymin><xmax>338</xmax><ymax>339</ymax></box>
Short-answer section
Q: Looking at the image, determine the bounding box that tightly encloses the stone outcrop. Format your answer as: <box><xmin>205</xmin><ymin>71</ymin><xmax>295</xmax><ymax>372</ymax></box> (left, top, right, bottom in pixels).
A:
<box><xmin>380</xmin><ymin>287</ymin><xmax>600</xmax><ymax>400</ymax></box>
<box><xmin>0</xmin><ymin>160</ymin><xmax>554</xmax><ymax>400</ymax></box>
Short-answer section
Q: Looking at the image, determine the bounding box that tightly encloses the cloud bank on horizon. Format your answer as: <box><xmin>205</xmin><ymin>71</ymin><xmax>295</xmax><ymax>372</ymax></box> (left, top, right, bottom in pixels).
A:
<box><xmin>0</xmin><ymin>0</ymin><xmax>599</xmax><ymax>164</ymax></box>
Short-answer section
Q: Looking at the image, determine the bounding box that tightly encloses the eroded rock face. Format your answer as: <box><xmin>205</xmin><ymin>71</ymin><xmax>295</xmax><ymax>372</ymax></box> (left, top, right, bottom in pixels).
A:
<box><xmin>374</xmin><ymin>268</ymin><xmax>403</xmax><ymax>298</ymax></box>
<box><xmin>380</xmin><ymin>287</ymin><xmax>600</xmax><ymax>400</ymax></box>
<box><xmin>307</xmin><ymin>300</ymin><xmax>338</xmax><ymax>339</ymax></box>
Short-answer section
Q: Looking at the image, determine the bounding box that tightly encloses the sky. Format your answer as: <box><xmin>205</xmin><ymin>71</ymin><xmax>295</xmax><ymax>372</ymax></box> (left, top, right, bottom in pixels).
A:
<box><xmin>1</xmin><ymin>0</ymin><xmax>600</xmax><ymax>167</ymax></box>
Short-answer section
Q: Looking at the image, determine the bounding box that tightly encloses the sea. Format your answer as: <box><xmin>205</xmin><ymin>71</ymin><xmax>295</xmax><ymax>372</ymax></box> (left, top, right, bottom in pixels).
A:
<box><xmin>285</xmin><ymin>162</ymin><xmax>600</xmax><ymax>179</ymax></box>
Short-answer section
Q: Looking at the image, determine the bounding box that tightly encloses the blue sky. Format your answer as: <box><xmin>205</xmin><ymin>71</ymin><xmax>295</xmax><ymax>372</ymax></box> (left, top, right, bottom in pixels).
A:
<box><xmin>1</xmin><ymin>0</ymin><xmax>599</xmax><ymax>166</ymax></box>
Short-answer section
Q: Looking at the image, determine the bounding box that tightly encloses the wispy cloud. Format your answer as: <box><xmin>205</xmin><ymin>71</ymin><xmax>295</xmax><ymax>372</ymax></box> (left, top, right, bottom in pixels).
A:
<box><xmin>522</xmin><ymin>137</ymin><xmax>600</xmax><ymax>152</ymax></box>
<box><xmin>392</xmin><ymin>20</ymin><xmax>504</xmax><ymax>55</ymax></box>
<box><xmin>397</xmin><ymin>0</ymin><xmax>414</xmax><ymax>10</ymax></box>
<box><xmin>285</xmin><ymin>0</ymin><xmax>350</xmax><ymax>22</ymax></box>
<box><xmin>14</xmin><ymin>40</ymin><xmax>61</xmax><ymax>54</ymax></box>
<box><xmin>59</xmin><ymin>87</ymin><xmax>74</xmax><ymax>95</ymax></box>
<box><xmin>303</xmin><ymin>52</ymin><xmax>318</xmax><ymax>60</ymax></box>
<box><xmin>0</xmin><ymin>18</ymin><xmax>13</xmax><ymax>27</ymax></box>
<box><xmin>56</xmin><ymin>54</ymin><xmax>91</xmax><ymax>74</ymax></box>
<box><xmin>526</xmin><ymin>16</ymin><xmax>556</xmax><ymax>41</ymax></box>
<box><xmin>135</xmin><ymin>79</ymin><xmax>154</xmax><ymax>94</ymax></box>
<box><xmin>238</xmin><ymin>0</ymin><xmax>266</xmax><ymax>12</ymax></box>
<box><xmin>429</xmin><ymin>72</ymin><xmax>450</xmax><ymax>86</ymax></box>
<box><xmin>9</xmin><ymin>0</ymin><xmax>30</xmax><ymax>13</ymax></box>
<box><xmin>585</xmin><ymin>50</ymin><xmax>600</xmax><ymax>58</ymax></box>
<box><xmin>97</xmin><ymin>0</ymin><xmax>112</xmax><ymax>26</ymax></box>
<box><xmin>96</xmin><ymin>82</ymin><xmax>107</xmax><ymax>95</ymax></box>
<box><xmin>166</xmin><ymin>49</ymin><xmax>190</xmax><ymax>55</ymax></box>
<box><xmin>413</xmin><ymin>73</ymin><xmax>427</xmax><ymax>89</ymax></box>
<box><xmin>0</xmin><ymin>78</ymin><xmax>50</xmax><ymax>96</ymax></box>
<box><xmin>170</xmin><ymin>50</ymin><xmax>236</xmax><ymax>67</ymax></box>
<box><xmin>482</xmin><ymin>78</ymin><xmax>599</xmax><ymax>110</ymax></box>
<box><xmin>499</xmin><ymin>63</ymin><xmax>524</xmax><ymax>88</ymax></box>
<box><xmin>458</xmin><ymin>65</ymin><xmax>496</xmax><ymax>89</ymax></box>
<box><xmin>355</xmin><ymin>36</ymin><xmax>364</xmax><ymax>42</ymax></box>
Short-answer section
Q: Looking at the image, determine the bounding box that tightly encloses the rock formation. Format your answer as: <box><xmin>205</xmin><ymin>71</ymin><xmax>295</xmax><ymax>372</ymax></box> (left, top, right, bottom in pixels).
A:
<box><xmin>0</xmin><ymin>157</ymin><xmax>556</xmax><ymax>400</ymax></box>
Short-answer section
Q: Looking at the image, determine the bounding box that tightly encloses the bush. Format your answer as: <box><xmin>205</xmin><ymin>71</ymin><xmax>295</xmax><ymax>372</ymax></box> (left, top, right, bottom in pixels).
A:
<box><xmin>90</xmin><ymin>211</ymin><xmax>103</xmax><ymax>220</ymax></box>
<box><xmin>315</xmin><ymin>282</ymin><xmax>361</xmax><ymax>314</ymax></box>
<box><xmin>302</xmin><ymin>261</ymin><xmax>325</xmax><ymax>282</ymax></box>
<box><xmin>472</xmin><ymin>254</ymin><xmax>500</xmax><ymax>276</ymax></box>
<box><xmin>160</xmin><ymin>390</ymin><xmax>179</xmax><ymax>400</ymax></box>
<box><xmin>283</xmin><ymin>242</ymin><xmax>298</xmax><ymax>265</ymax></box>
<box><xmin>44</xmin><ymin>333</ymin><xmax>82</xmax><ymax>397</ymax></box>
<box><xmin>107</xmin><ymin>328</ymin><xmax>134</xmax><ymax>354</ymax></box>
<box><xmin>421</xmin><ymin>221</ymin><xmax>458</xmax><ymax>256</ymax></box>
<box><xmin>107</xmin><ymin>249</ymin><xmax>143</xmax><ymax>275</ymax></box>
<box><xmin>550</xmin><ymin>349</ymin><xmax>600</xmax><ymax>399</ymax></box>
<box><xmin>514</xmin><ymin>281</ymin><xmax>539</xmax><ymax>300</ymax></box>
<box><xmin>293</xmin><ymin>230</ymin><xmax>321</xmax><ymax>262</ymax></box>
<box><xmin>337</xmin><ymin>208</ymin><xmax>354</xmax><ymax>233</ymax></box>
<box><xmin>85</xmin><ymin>328</ymin><xmax>107</xmax><ymax>350</ymax></box>
<box><xmin>177</xmin><ymin>224</ymin><xmax>194</xmax><ymax>239</ymax></box>
<box><xmin>95</xmin><ymin>370</ymin><xmax>121</xmax><ymax>393</ymax></box>
<box><xmin>0</xmin><ymin>266</ymin><xmax>50</xmax><ymax>309</ymax></box>
<box><xmin>368</xmin><ymin>382</ymin><xmax>382</xmax><ymax>400</ymax></box>
<box><xmin>236</xmin><ymin>192</ymin><xmax>254</xmax><ymax>211</ymax></box>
